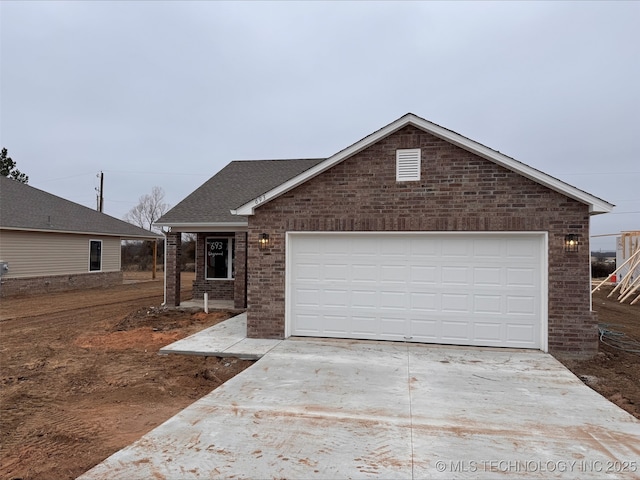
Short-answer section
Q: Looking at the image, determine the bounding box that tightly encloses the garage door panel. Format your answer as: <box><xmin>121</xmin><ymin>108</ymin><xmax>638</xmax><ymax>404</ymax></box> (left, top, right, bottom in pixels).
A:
<box><xmin>441</xmin><ymin>293</ymin><xmax>470</xmax><ymax>313</ymax></box>
<box><xmin>321</xmin><ymin>315</ymin><xmax>350</xmax><ymax>335</ymax></box>
<box><xmin>473</xmin><ymin>321</ymin><xmax>503</xmax><ymax>342</ymax></box>
<box><xmin>289</xmin><ymin>233</ymin><xmax>543</xmax><ymax>349</ymax></box>
<box><xmin>379</xmin><ymin>291</ymin><xmax>406</xmax><ymax>309</ymax></box>
<box><xmin>441</xmin><ymin>320</ymin><xmax>471</xmax><ymax>341</ymax></box>
<box><xmin>294</xmin><ymin>288</ymin><xmax>321</xmax><ymax>308</ymax></box>
<box><xmin>323</xmin><ymin>289</ymin><xmax>349</xmax><ymax>308</ymax></box>
<box><xmin>410</xmin><ymin>265</ymin><xmax>438</xmax><ymax>284</ymax></box>
<box><xmin>410</xmin><ymin>292</ymin><xmax>438</xmax><ymax>311</ymax></box>
<box><xmin>352</xmin><ymin>290</ymin><xmax>378</xmax><ymax>308</ymax></box>
<box><xmin>506</xmin><ymin>268</ymin><xmax>537</xmax><ymax>287</ymax></box>
<box><xmin>351</xmin><ymin>315</ymin><xmax>380</xmax><ymax>335</ymax></box>
<box><xmin>506</xmin><ymin>323</ymin><xmax>536</xmax><ymax>345</ymax></box>
<box><xmin>507</xmin><ymin>238</ymin><xmax>539</xmax><ymax>258</ymax></box>
<box><xmin>442</xmin><ymin>238</ymin><xmax>471</xmax><ymax>257</ymax></box>
<box><xmin>473</xmin><ymin>267</ymin><xmax>502</xmax><ymax>286</ymax></box>
<box><xmin>473</xmin><ymin>238</ymin><xmax>503</xmax><ymax>257</ymax></box>
<box><xmin>473</xmin><ymin>294</ymin><xmax>502</xmax><ymax>314</ymax></box>
<box><xmin>351</xmin><ymin>264</ymin><xmax>378</xmax><ymax>282</ymax></box>
<box><xmin>380</xmin><ymin>264</ymin><xmax>408</xmax><ymax>283</ymax></box>
<box><xmin>506</xmin><ymin>296</ymin><xmax>537</xmax><ymax>315</ymax></box>
<box><xmin>379</xmin><ymin>316</ymin><xmax>407</xmax><ymax>334</ymax></box>
<box><xmin>324</xmin><ymin>264</ymin><xmax>349</xmax><ymax>281</ymax></box>
<box><xmin>409</xmin><ymin>318</ymin><xmax>439</xmax><ymax>339</ymax></box>
<box><xmin>296</xmin><ymin>263</ymin><xmax>321</xmax><ymax>281</ymax></box>
<box><xmin>442</xmin><ymin>266</ymin><xmax>470</xmax><ymax>285</ymax></box>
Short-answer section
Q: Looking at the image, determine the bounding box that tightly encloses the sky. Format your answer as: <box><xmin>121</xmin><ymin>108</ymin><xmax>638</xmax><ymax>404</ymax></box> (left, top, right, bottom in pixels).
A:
<box><xmin>1</xmin><ymin>1</ymin><xmax>638</xmax><ymax>251</ymax></box>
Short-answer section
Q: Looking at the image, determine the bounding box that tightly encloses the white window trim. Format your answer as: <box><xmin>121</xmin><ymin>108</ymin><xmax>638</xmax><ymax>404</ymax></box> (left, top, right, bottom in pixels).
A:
<box><xmin>205</xmin><ymin>236</ymin><xmax>234</xmax><ymax>280</ymax></box>
<box><xmin>396</xmin><ymin>148</ymin><xmax>421</xmax><ymax>181</ymax></box>
<box><xmin>89</xmin><ymin>239</ymin><xmax>102</xmax><ymax>272</ymax></box>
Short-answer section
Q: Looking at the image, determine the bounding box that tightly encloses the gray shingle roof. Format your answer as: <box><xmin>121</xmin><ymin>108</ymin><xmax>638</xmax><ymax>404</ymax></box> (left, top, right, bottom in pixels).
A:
<box><xmin>0</xmin><ymin>176</ymin><xmax>161</xmax><ymax>239</ymax></box>
<box><xmin>156</xmin><ymin>159</ymin><xmax>324</xmax><ymax>226</ymax></box>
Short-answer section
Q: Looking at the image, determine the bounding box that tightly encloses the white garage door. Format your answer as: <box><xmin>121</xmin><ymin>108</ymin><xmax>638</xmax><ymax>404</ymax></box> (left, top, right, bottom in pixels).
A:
<box><xmin>288</xmin><ymin>233</ymin><xmax>546</xmax><ymax>349</ymax></box>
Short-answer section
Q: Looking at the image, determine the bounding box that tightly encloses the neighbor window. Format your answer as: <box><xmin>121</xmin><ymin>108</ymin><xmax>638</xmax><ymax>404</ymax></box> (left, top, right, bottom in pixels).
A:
<box><xmin>89</xmin><ymin>240</ymin><xmax>102</xmax><ymax>272</ymax></box>
<box><xmin>396</xmin><ymin>148</ymin><xmax>421</xmax><ymax>181</ymax></box>
<box><xmin>205</xmin><ymin>237</ymin><xmax>234</xmax><ymax>279</ymax></box>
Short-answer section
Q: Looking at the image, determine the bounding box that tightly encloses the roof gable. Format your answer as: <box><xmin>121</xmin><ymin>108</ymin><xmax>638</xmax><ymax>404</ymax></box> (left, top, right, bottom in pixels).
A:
<box><xmin>0</xmin><ymin>176</ymin><xmax>161</xmax><ymax>239</ymax></box>
<box><xmin>232</xmin><ymin>113</ymin><xmax>614</xmax><ymax>216</ymax></box>
<box><xmin>156</xmin><ymin>158</ymin><xmax>324</xmax><ymax>229</ymax></box>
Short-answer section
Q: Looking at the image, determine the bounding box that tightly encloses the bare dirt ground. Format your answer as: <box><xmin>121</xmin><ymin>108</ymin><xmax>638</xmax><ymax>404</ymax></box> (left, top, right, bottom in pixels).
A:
<box><xmin>560</xmin><ymin>285</ymin><xmax>640</xmax><ymax>420</ymax></box>
<box><xmin>0</xmin><ymin>273</ymin><xmax>253</xmax><ymax>480</ymax></box>
<box><xmin>0</xmin><ymin>276</ymin><xmax>638</xmax><ymax>480</ymax></box>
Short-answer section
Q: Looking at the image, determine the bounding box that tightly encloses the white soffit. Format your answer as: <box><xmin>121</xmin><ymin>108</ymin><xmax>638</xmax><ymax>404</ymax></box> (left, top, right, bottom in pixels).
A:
<box><xmin>231</xmin><ymin>114</ymin><xmax>614</xmax><ymax>216</ymax></box>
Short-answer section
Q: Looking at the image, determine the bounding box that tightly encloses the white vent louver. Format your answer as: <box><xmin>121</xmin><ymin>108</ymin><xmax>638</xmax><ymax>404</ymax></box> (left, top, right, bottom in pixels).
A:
<box><xmin>396</xmin><ymin>149</ymin><xmax>421</xmax><ymax>181</ymax></box>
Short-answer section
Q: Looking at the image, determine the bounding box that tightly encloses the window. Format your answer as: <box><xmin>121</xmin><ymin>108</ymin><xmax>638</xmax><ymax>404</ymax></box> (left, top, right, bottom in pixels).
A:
<box><xmin>396</xmin><ymin>148</ymin><xmax>421</xmax><ymax>181</ymax></box>
<box><xmin>89</xmin><ymin>240</ymin><xmax>102</xmax><ymax>272</ymax></box>
<box><xmin>205</xmin><ymin>237</ymin><xmax>234</xmax><ymax>279</ymax></box>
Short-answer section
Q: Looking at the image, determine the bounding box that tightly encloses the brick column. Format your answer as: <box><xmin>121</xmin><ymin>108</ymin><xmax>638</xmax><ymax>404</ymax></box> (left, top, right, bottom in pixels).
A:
<box><xmin>234</xmin><ymin>231</ymin><xmax>247</xmax><ymax>309</ymax></box>
<box><xmin>166</xmin><ymin>231</ymin><xmax>181</xmax><ymax>306</ymax></box>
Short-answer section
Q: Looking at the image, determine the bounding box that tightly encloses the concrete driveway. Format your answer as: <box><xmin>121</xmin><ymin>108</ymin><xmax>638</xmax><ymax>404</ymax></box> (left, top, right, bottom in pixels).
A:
<box><xmin>81</xmin><ymin>338</ymin><xmax>639</xmax><ymax>479</ymax></box>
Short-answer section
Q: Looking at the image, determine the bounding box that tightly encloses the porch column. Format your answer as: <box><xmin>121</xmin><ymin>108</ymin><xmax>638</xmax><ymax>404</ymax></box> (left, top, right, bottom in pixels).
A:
<box><xmin>166</xmin><ymin>231</ymin><xmax>181</xmax><ymax>306</ymax></box>
<box><xmin>234</xmin><ymin>231</ymin><xmax>247</xmax><ymax>309</ymax></box>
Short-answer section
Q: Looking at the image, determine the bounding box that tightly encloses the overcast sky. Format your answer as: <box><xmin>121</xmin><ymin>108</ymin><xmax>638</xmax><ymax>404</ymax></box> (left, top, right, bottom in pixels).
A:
<box><xmin>1</xmin><ymin>1</ymin><xmax>638</xmax><ymax>251</ymax></box>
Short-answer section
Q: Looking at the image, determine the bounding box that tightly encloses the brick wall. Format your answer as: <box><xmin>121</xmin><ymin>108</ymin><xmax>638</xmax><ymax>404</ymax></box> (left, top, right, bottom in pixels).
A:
<box><xmin>1</xmin><ymin>271</ymin><xmax>123</xmax><ymax>298</ymax></box>
<box><xmin>247</xmin><ymin>125</ymin><xmax>596</xmax><ymax>357</ymax></box>
<box><xmin>234</xmin><ymin>231</ymin><xmax>247</xmax><ymax>309</ymax></box>
<box><xmin>166</xmin><ymin>232</ymin><xmax>181</xmax><ymax>306</ymax></box>
<box><xmin>192</xmin><ymin>232</ymin><xmax>246</xmax><ymax>305</ymax></box>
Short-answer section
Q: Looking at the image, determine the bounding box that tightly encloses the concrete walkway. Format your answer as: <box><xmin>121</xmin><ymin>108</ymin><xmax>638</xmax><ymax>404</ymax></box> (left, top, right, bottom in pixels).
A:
<box><xmin>81</xmin><ymin>339</ymin><xmax>639</xmax><ymax>479</ymax></box>
<box><xmin>159</xmin><ymin>313</ymin><xmax>281</xmax><ymax>360</ymax></box>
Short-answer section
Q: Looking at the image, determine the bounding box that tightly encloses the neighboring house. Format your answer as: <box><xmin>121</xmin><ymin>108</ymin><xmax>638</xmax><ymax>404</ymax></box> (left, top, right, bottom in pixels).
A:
<box><xmin>156</xmin><ymin>113</ymin><xmax>614</xmax><ymax>357</ymax></box>
<box><xmin>0</xmin><ymin>176</ymin><xmax>161</xmax><ymax>297</ymax></box>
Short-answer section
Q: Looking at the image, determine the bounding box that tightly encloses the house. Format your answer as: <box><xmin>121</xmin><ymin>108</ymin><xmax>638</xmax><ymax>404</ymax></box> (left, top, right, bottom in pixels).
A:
<box><xmin>0</xmin><ymin>176</ymin><xmax>161</xmax><ymax>297</ymax></box>
<box><xmin>156</xmin><ymin>113</ymin><xmax>614</xmax><ymax>357</ymax></box>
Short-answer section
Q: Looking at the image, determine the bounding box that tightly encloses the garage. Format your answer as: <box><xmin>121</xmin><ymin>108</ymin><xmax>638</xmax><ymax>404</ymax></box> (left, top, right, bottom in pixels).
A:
<box><xmin>287</xmin><ymin>232</ymin><xmax>547</xmax><ymax>350</ymax></box>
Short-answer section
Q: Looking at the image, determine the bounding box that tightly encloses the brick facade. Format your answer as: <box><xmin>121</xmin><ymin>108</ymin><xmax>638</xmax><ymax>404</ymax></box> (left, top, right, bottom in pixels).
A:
<box><xmin>0</xmin><ymin>271</ymin><xmax>123</xmax><ymax>298</ymax></box>
<box><xmin>191</xmin><ymin>232</ymin><xmax>247</xmax><ymax>307</ymax></box>
<box><xmin>166</xmin><ymin>231</ymin><xmax>181</xmax><ymax>306</ymax></box>
<box><xmin>247</xmin><ymin>125</ymin><xmax>596</xmax><ymax>357</ymax></box>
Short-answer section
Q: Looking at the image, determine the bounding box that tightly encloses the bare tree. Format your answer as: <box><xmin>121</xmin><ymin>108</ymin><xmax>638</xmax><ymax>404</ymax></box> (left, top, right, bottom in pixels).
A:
<box><xmin>124</xmin><ymin>186</ymin><xmax>170</xmax><ymax>232</ymax></box>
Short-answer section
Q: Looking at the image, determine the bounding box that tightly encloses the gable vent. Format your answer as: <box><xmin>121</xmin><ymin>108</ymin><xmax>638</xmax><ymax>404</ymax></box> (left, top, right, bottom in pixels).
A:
<box><xmin>396</xmin><ymin>148</ymin><xmax>421</xmax><ymax>181</ymax></box>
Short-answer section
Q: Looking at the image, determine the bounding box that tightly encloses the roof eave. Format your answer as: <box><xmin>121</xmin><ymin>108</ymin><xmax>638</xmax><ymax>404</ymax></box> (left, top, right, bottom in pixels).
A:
<box><xmin>154</xmin><ymin>221</ymin><xmax>248</xmax><ymax>233</ymax></box>
<box><xmin>0</xmin><ymin>226</ymin><xmax>161</xmax><ymax>239</ymax></box>
<box><xmin>232</xmin><ymin>113</ymin><xmax>614</xmax><ymax>216</ymax></box>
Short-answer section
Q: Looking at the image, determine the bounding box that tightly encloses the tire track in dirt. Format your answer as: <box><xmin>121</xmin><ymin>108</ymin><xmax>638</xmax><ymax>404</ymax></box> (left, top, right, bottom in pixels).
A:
<box><xmin>1</xmin><ymin>278</ymin><xmax>252</xmax><ymax>480</ymax></box>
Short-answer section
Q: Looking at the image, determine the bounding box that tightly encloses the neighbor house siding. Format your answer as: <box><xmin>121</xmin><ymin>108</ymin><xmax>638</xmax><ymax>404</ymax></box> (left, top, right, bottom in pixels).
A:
<box><xmin>247</xmin><ymin>125</ymin><xmax>595</xmax><ymax>357</ymax></box>
<box><xmin>0</xmin><ymin>230</ymin><xmax>121</xmax><ymax>278</ymax></box>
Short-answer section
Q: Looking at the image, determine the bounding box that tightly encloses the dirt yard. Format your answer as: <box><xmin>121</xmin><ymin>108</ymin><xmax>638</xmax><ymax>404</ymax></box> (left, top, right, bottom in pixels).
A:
<box><xmin>0</xmin><ymin>276</ymin><xmax>638</xmax><ymax>480</ymax></box>
<box><xmin>0</xmin><ymin>273</ymin><xmax>253</xmax><ymax>480</ymax></box>
<box><xmin>561</xmin><ymin>285</ymin><xmax>640</xmax><ymax>420</ymax></box>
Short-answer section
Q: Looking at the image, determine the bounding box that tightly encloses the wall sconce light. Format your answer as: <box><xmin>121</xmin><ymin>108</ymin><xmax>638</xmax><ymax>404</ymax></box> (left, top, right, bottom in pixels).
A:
<box><xmin>564</xmin><ymin>234</ymin><xmax>579</xmax><ymax>253</ymax></box>
<box><xmin>259</xmin><ymin>233</ymin><xmax>270</xmax><ymax>250</ymax></box>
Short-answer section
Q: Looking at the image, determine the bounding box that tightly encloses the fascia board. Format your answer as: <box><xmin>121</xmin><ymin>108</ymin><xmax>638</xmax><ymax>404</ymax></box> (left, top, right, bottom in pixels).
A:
<box><xmin>154</xmin><ymin>221</ymin><xmax>247</xmax><ymax>228</ymax></box>
<box><xmin>0</xmin><ymin>226</ymin><xmax>161</xmax><ymax>240</ymax></box>
<box><xmin>233</xmin><ymin>115</ymin><xmax>413</xmax><ymax>216</ymax></box>
<box><xmin>154</xmin><ymin>222</ymin><xmax>248</xmax><ymax>233</ymax></box>
<box><xmin>415</xmin><ymin>117</ymin><xmax>615</xmax><ymax>215</ymax></box>
<box><xmin>232</xmin><ymin>113</ymin><xmax>614</xmax><ymax>216</ymax></box>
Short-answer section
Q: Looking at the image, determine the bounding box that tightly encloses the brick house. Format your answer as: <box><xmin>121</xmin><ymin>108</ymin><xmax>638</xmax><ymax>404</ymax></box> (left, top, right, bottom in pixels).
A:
<box><xmin>157</xmin><ymin>113</ymin><xmax>613</xmax><ymax>357</ymax></box>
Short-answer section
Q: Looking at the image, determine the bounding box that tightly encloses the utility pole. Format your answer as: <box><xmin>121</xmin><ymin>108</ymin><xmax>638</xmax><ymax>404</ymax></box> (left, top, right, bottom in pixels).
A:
<box><xmin>96</xmin><ymin>171</ymin><xmax>104</xmax><ymax>212</ymax></box>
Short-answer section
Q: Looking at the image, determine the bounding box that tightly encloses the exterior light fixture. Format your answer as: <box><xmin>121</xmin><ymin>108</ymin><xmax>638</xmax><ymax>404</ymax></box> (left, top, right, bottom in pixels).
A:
<box><xmin>259</xmin><ymin>233</ymin><xmax>270</xmax><ymax>250</ymax></box>
<box><xmin>564</xmin><ymin>234</ymin><xmax>579</xmax><ymax>253</ymax></box>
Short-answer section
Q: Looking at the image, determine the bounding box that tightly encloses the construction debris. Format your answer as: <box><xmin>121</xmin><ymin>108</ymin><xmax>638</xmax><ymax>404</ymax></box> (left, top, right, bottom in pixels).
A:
<box><xmin>592</xmin><ymin>231</ymin><xmax>640</xmax><ymax>305</ymax></box>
